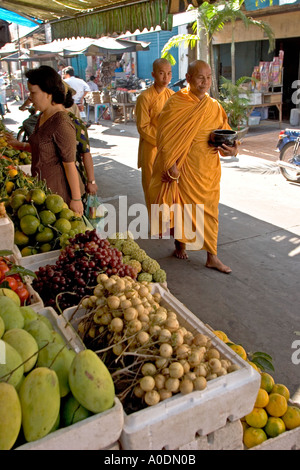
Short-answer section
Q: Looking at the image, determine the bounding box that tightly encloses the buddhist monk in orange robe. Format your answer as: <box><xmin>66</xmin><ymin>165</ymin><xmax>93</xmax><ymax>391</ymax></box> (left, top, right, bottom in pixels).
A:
<box><xmin>136</xmin><ymin>58</ymin><xmax>174</xmax><ymax>210</ymax></box>
<box><xmin>148</xmin><ymin>60</ymin><xmax>239</xmax><ymax>274</ymax></box>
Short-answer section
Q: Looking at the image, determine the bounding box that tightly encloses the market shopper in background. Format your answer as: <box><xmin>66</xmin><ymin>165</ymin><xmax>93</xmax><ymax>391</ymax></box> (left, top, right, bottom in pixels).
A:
<box><xmin>62</xmin><ymin>66</ymin><xmax>90</xmax><ymax>119</ymax></box>
<box><xmin>135</xmin><ymin>58</ymin><xmax>174</xmax><ymax>211</ymax></box>
<box><xmin>6</xmin><ymin>65</ymin><xmax>84</xmax><ymax>216</ymax></box>
<box><xmin>149</xmin><ymin>60</ymin><xmax>238</xmax><ymax>273</ymax></box>
<box><xmin>87</xmin><ymin>75</ymin><xmax>98</xmax><ymax>91</ymax></box>
<box><xmin>64</xmin><ymin>85</ymin><xmax>98</xmax><ymax>204</ymax></box>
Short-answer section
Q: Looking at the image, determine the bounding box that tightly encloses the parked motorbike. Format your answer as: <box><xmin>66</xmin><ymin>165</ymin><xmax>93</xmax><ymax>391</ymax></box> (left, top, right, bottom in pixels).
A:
<box><xmin>276</xmin><ymin>129</ymin><xmax>300</xmax><ymax>183</ymax></box>
<box><xmin>171</xmin><ymin>78</ymin><xmax>186</xmax><ymax>90</ymax></box>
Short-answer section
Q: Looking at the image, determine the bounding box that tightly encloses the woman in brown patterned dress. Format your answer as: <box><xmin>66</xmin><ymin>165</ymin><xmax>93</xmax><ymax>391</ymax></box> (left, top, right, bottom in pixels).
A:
<box><xmin>8</xmin><ymin>66</ymin><xmax>84</xmax><ymax>216</ymax></box>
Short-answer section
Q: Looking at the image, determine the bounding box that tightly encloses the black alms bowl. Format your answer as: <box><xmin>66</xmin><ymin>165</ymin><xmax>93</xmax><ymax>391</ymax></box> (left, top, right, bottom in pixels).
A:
<box><xmin>209</xmin><ymin>129</ymin><xmax>237</xmax><ymax>147</ymax></box>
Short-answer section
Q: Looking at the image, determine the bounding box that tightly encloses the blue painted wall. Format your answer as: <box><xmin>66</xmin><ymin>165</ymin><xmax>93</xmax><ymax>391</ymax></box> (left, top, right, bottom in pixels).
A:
<box><xmin>71</xmin><ymin>54</ymin><xmax>88</xmax><ymax>80</ymax></box>
<box><xmin>135</xmin><ymin>28</ymin><xmax>179</xmax><ymax>87</ymax></box>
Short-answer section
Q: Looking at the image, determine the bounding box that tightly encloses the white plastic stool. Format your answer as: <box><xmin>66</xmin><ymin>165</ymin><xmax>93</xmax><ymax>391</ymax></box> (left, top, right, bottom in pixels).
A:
<box><xmin>290</xmin><ymin>108</ymin><xmax>300</xmax><ymax>126</ymax></box>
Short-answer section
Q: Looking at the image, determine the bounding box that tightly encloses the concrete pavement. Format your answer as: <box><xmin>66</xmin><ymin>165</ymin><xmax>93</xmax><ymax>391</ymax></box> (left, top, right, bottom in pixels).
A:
<box><xmin>3</xmin><ymin>102</ymin><xmax>300</xmax><ymax>397</ymax></box>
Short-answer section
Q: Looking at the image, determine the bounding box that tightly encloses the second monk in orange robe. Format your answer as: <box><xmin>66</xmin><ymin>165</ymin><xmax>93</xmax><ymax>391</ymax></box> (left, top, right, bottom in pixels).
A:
<box><xmin>136</xmin><ymin>58</ymin><xmax>174</xmax><ymax>210</ymax></box>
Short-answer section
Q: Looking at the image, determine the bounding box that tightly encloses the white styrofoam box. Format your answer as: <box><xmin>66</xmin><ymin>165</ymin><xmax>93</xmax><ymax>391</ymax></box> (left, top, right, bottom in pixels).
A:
<box><xmin>16</xmin><ymin>397</ymin><xmax>123</xmax><ymax>450</ymax></box>
<box><xmin>0</xmin><ymin>216</ymin><xmax>14</xmax><ymax>250</ymax></box>
<box><xmin>239</xmin><ymin>92</ymin><xmax>262</xmax><ymax>105</ymax></box>
<box><xmin>18</xmin><ymin>164</ymin><xmax>31</xmax><ymax>175</ymax></box>
<box><xmin>17</xmin><ymin>250</ymin><xmax>61</xmax><ymax>274</ymax></box>
<box><xmin>26</xmin><ymin>283</ymin><xmax>44</xmax><ymax>311</ymax></box>
<box><xmin>63</xmin><ymin>284</ymin><xmax>261</xmax><ymax>450</ymax></box>
<box><xmin>177</xmin><ymin>419</ymin><xmax>244</xmax><ymax>451</ymax></box>
<box><xmin>249</xmin><ymin>402</ymin><xmax>300</xmax><ymax>451</ymax></box>
<box><xmin>15</xmin><ymin>306</ymin><xmax>124</xmax><ymax>450</ymax></box>
<box><xmin>248</xmin><ymin>115</ymin><xmax>260</xmax><ymax>126</ymax></box>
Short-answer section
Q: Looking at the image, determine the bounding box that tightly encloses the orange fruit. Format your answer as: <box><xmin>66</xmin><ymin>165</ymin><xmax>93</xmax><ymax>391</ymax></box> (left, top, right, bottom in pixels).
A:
<box><xmin>213</xmin><ymin>330</ymin><xmax>228</xmax><ymax>342</ymax></box>
<box><xmin>282</xmin><ymin>406</ymin><xmax>300</xmax><ymax>430</ymax></box>
<box><xmin>45</xmin><ymin>194</ymin><xmax>64</xmax><ymax>214</ymax></box>
<box><xmin>14</xmin><ymin>230</ymin><xmax>29</xmax><ymax>246</ymax></box>
<box><xmin>28</xmin><ymin>188</ymin><xmax>46</xmax><ymax>205</ymax></box>
<box><xmin>39</xmin><ymin>210</ymin><xmax>56</xmax><ymax>226</ymax></box>
<box><xmin>229</xmin><ymin>344</ymin><xmax>247</xmax><ymax>360</ymax></box>
<box><xmin>264</xmin><ymin>417</ymin><xmax>286</xmax><ymax>438</ymax></box>
<box><xmin>260</xmin><ymin>372</ymin><xmax>275</xmax><ymax>393</ymax></box>
<box><xmin>59</xmin><ymin>208</ymin><xmax>74</xmax><ymax>220</ymax></box>
<box><xmin>254</xmin><ymin>388</ymin><xmax>269</xmax><ymax>408</ymax></box>
<box><xmin>243</xmin><ymin>427</ymin><xmax>267</xmax><ymax>449</ymax></box>
<box><xmin>8</xmin><ymin>168</ymin><xmax>18</xmax><ymax>178</ymax></box>
<box><xmin>245</xmin><ymin>407</ymin><xmax>268</xmax><ymax>428</ymax></box>
<box><xmin>20</xmin><ymin>215</ymin><xmax>40</xmax><ymax>235</ymax></box>
<box><xmin>271</xmin><ymin>383</ymin><xmax>290</xmax><ymax>402</ymax></box>
<box><xmin>5</xmin><ymin>181</ymin><xmax>14</xmax><ymax>194</ymax></box>
<box><xmin>39</xmin><ymin>243</ymin><xmax>52</xmax><ymax>253</ymax></box>
<box><xmin>265</xmin><ymin>393</ymin><xmax>288</xmax><ymax>418</ymax></box>
<box><xmin>17</xmin><ymin>204</ymin><xmax>37</xmax><ymax>219</ymax></box>
<box><xmin>53</xmin><ymin>218</ymin><xmax>71</xmax><ymax>234</ymax></box>
<box><xmin>21</xmin><ymin>246</ymin><xmax>38</xmax><ymax>257</ymax></box>
<box><xmin>10</xmin><ymin>194</ymin><xmax>26</xmax><ymax>211</ymax></box>
<box><xmin>35</xmin><ymin>227</ymin><xmax>54</xmax><ymax>243</ymax></box>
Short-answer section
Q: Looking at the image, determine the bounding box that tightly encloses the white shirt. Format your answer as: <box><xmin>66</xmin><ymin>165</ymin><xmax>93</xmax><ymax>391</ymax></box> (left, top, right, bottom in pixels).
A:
<box><xmin>64</xmin><ymin>76</ymin><xmax>90</xmax><ymax>104</ymax></box>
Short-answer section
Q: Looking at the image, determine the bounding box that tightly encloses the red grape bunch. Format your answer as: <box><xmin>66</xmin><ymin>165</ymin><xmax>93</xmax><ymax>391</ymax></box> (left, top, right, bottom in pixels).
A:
<box><xmin>32</xmin><ymin>229</ymin><xmax>137</xmax><ymax>313</ymax></box>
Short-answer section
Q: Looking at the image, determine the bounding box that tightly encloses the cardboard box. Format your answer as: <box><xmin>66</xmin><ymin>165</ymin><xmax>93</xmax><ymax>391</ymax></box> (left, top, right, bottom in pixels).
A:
<box><xmin>263</xmin><ymin>93</ymin><xmax>282</xmax><ymax>104</ymax></box>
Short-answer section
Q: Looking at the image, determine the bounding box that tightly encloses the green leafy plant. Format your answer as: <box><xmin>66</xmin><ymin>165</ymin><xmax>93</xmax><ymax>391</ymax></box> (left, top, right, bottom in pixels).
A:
<box><xmin>218</xmin><ymin>75</ymin><xmax>253</xmax><ymax>130</ymax></box>
<box><xmin>247</xmin><ymin>351</ymin><xmax>274</xmax><ymax>372</ymax></box>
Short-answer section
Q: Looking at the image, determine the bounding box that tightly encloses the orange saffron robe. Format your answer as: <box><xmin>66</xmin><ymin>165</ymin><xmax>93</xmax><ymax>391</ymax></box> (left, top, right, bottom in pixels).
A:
<box><xmin>148</xmin><ymin>88</ymin><xmax>231</xmax><ymax>254</ymax></box>
<box><xmin>136</xmin><ymin>85</ymin><xmax>174</xmax><ymax>209</ymax></box>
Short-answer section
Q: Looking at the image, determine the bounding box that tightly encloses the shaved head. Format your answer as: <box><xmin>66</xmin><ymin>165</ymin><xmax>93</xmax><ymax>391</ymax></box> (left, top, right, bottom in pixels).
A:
<box><xmin>186</xmin><ymin>60</ymin><xmax>212</xmax><ymax>99</ymax></box>
<box><xmin>187</xmin><ymin>60</ymin><xmax>211</xmax><ymax>76</ymax></box>
<box><xmin>153</xmin><ymin>58</ymin><xmax>171</xmax><ymax>72</ymax></box>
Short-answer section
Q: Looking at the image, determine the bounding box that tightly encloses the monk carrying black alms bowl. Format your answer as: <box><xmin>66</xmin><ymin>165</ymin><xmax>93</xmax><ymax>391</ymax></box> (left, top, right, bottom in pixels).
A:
<box><xmin>209</xmin><ymin>129</ymin><xmax>237</xmax><ymax>147</ymax></box>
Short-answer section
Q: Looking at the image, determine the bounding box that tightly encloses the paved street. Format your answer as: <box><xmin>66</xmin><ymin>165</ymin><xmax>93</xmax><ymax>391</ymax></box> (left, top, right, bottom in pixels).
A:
<box><xmin>3</xmin><ymin>101</ymin><xmax>300</xmax><ymax>397</ymax></box>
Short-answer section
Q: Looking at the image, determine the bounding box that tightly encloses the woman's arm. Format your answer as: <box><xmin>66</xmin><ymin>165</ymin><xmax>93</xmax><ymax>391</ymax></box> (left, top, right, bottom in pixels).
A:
<box><xmin>62</xmin><ymin>161</ymin><xmax>84</xmax><ymax>216</ymax></box>
<box><xmin>5</xmin><ymin>134</ymin><xmax>31</xmax><ymax>152</ymax></box>
<box><xmin>81</xmin><ymin>151</ymin><xmax>98</xmax><ymax>195</ymax></box>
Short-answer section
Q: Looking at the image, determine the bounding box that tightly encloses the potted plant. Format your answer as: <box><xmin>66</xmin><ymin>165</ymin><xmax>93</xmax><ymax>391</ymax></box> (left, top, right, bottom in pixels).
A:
<box><xmin>218</xmin><ymin>76</ymin><xmax>254</xmax><ymax>138</ymax></box>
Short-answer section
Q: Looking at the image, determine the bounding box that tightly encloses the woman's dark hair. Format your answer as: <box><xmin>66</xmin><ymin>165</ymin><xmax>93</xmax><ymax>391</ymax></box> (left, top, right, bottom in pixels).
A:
<box><xmin>64</xmin><ymin>89</ymin><xmax>74</xmax><ymax>109</ymax></box>
<box><xmin>25</xmin><ymin>65</ymin><xmax>65</xmax><ymax>104</ymax></box>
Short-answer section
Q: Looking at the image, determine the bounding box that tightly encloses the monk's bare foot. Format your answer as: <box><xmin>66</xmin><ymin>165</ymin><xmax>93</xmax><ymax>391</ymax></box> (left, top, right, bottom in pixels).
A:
<box><xmin>174</xmin><ymin>240</ymin><xmax>188</xmax><ymax>259</ymax></box>
<box><xmin>205</xmin><ymin>253</ymin><xmax>232</xmax><ymax>274</ymax></box>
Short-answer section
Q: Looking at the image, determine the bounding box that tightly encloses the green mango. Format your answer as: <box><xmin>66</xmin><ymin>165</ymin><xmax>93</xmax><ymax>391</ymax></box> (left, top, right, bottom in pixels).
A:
<box><xmin>51</xmin><ymin>329</ymin><xmax>67</xmax><ymax>346</ymax></box>
<box><xmin>37</xmin><ymin>343</ymin><xmax>76</xmax><ymax>397</ymax></box>
<box><xmin>0</xmin><ymin>340</ymin><xmax>24</xmax><ymax>388</ymax></box>
<box><xmin>0</xmin><ymin>382</ymin><xmax>22</xmax><ymax>450</ymax></box>
<box><xmin>3</xmin><ymin>328</ymin><xmax>38</xmax><ymax>373</ymax></box>
<box><xmin>0</xmin><ymin>316</ymin><xmax>4</xmax><ymax>338</ymax></box>
<box><xmin>68</xmin><ymin>349</ymin><xmax>115</xmax><ymax>414</ymax></box>
<box><xmin>61</xmin><ymin>394</ymin><xmax>92</xmax><ymax>427</ymax></box>
<box><xmin>19</xmin><ymin>367</ymin><xmax>60</xmax><ymax>442</ymax></box>
<box><xmin>24</xmin><ymin>318</ymin><xmax>52</xmax><ymax>349</ymax></box>
<box><xmin>20</xmin><ymin>306</ymin><xmax>38</xmax><ymax>328</ymax></box>
<box><xmin>36</xmin><ymin>313</ymin><xmax>54</xmax><ymax>331</ymax></box>
<box><xmin>0</xmin><ymin>296</ymin><xmax>23</xmax><ymax>330</ymax></box>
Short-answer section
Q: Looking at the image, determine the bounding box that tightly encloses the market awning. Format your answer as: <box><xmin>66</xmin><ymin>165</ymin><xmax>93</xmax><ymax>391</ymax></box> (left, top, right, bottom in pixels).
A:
<box><xmin>63</xmin><ymin>37</ymin><xmax>150</xmax><ymax>57</ymax></box>
<box><xmin>0</xmin><ymin>50</ymin><xmax>30</xmax><ymax>61</ymax></box>
<box><xmin>0</xmin><ymin>0</ymin><xmax>173</xmax><ymax>38</ymax></box>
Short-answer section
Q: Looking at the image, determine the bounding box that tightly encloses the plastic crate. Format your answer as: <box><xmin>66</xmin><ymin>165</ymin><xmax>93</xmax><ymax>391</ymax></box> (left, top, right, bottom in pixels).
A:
<box><xmin>248</xmin><ymin>115</ymin><xmax>261</xmax><ymax>126</ymax></box>
<box><xmin>15</xmin><ymin>306</ymin><xmax>124</xmax><ymax>450</ymax></box>
<box><xmin>63</xmin><ymin>285</ymin><xmax>261</xmax><ymax>450</ymax></box>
